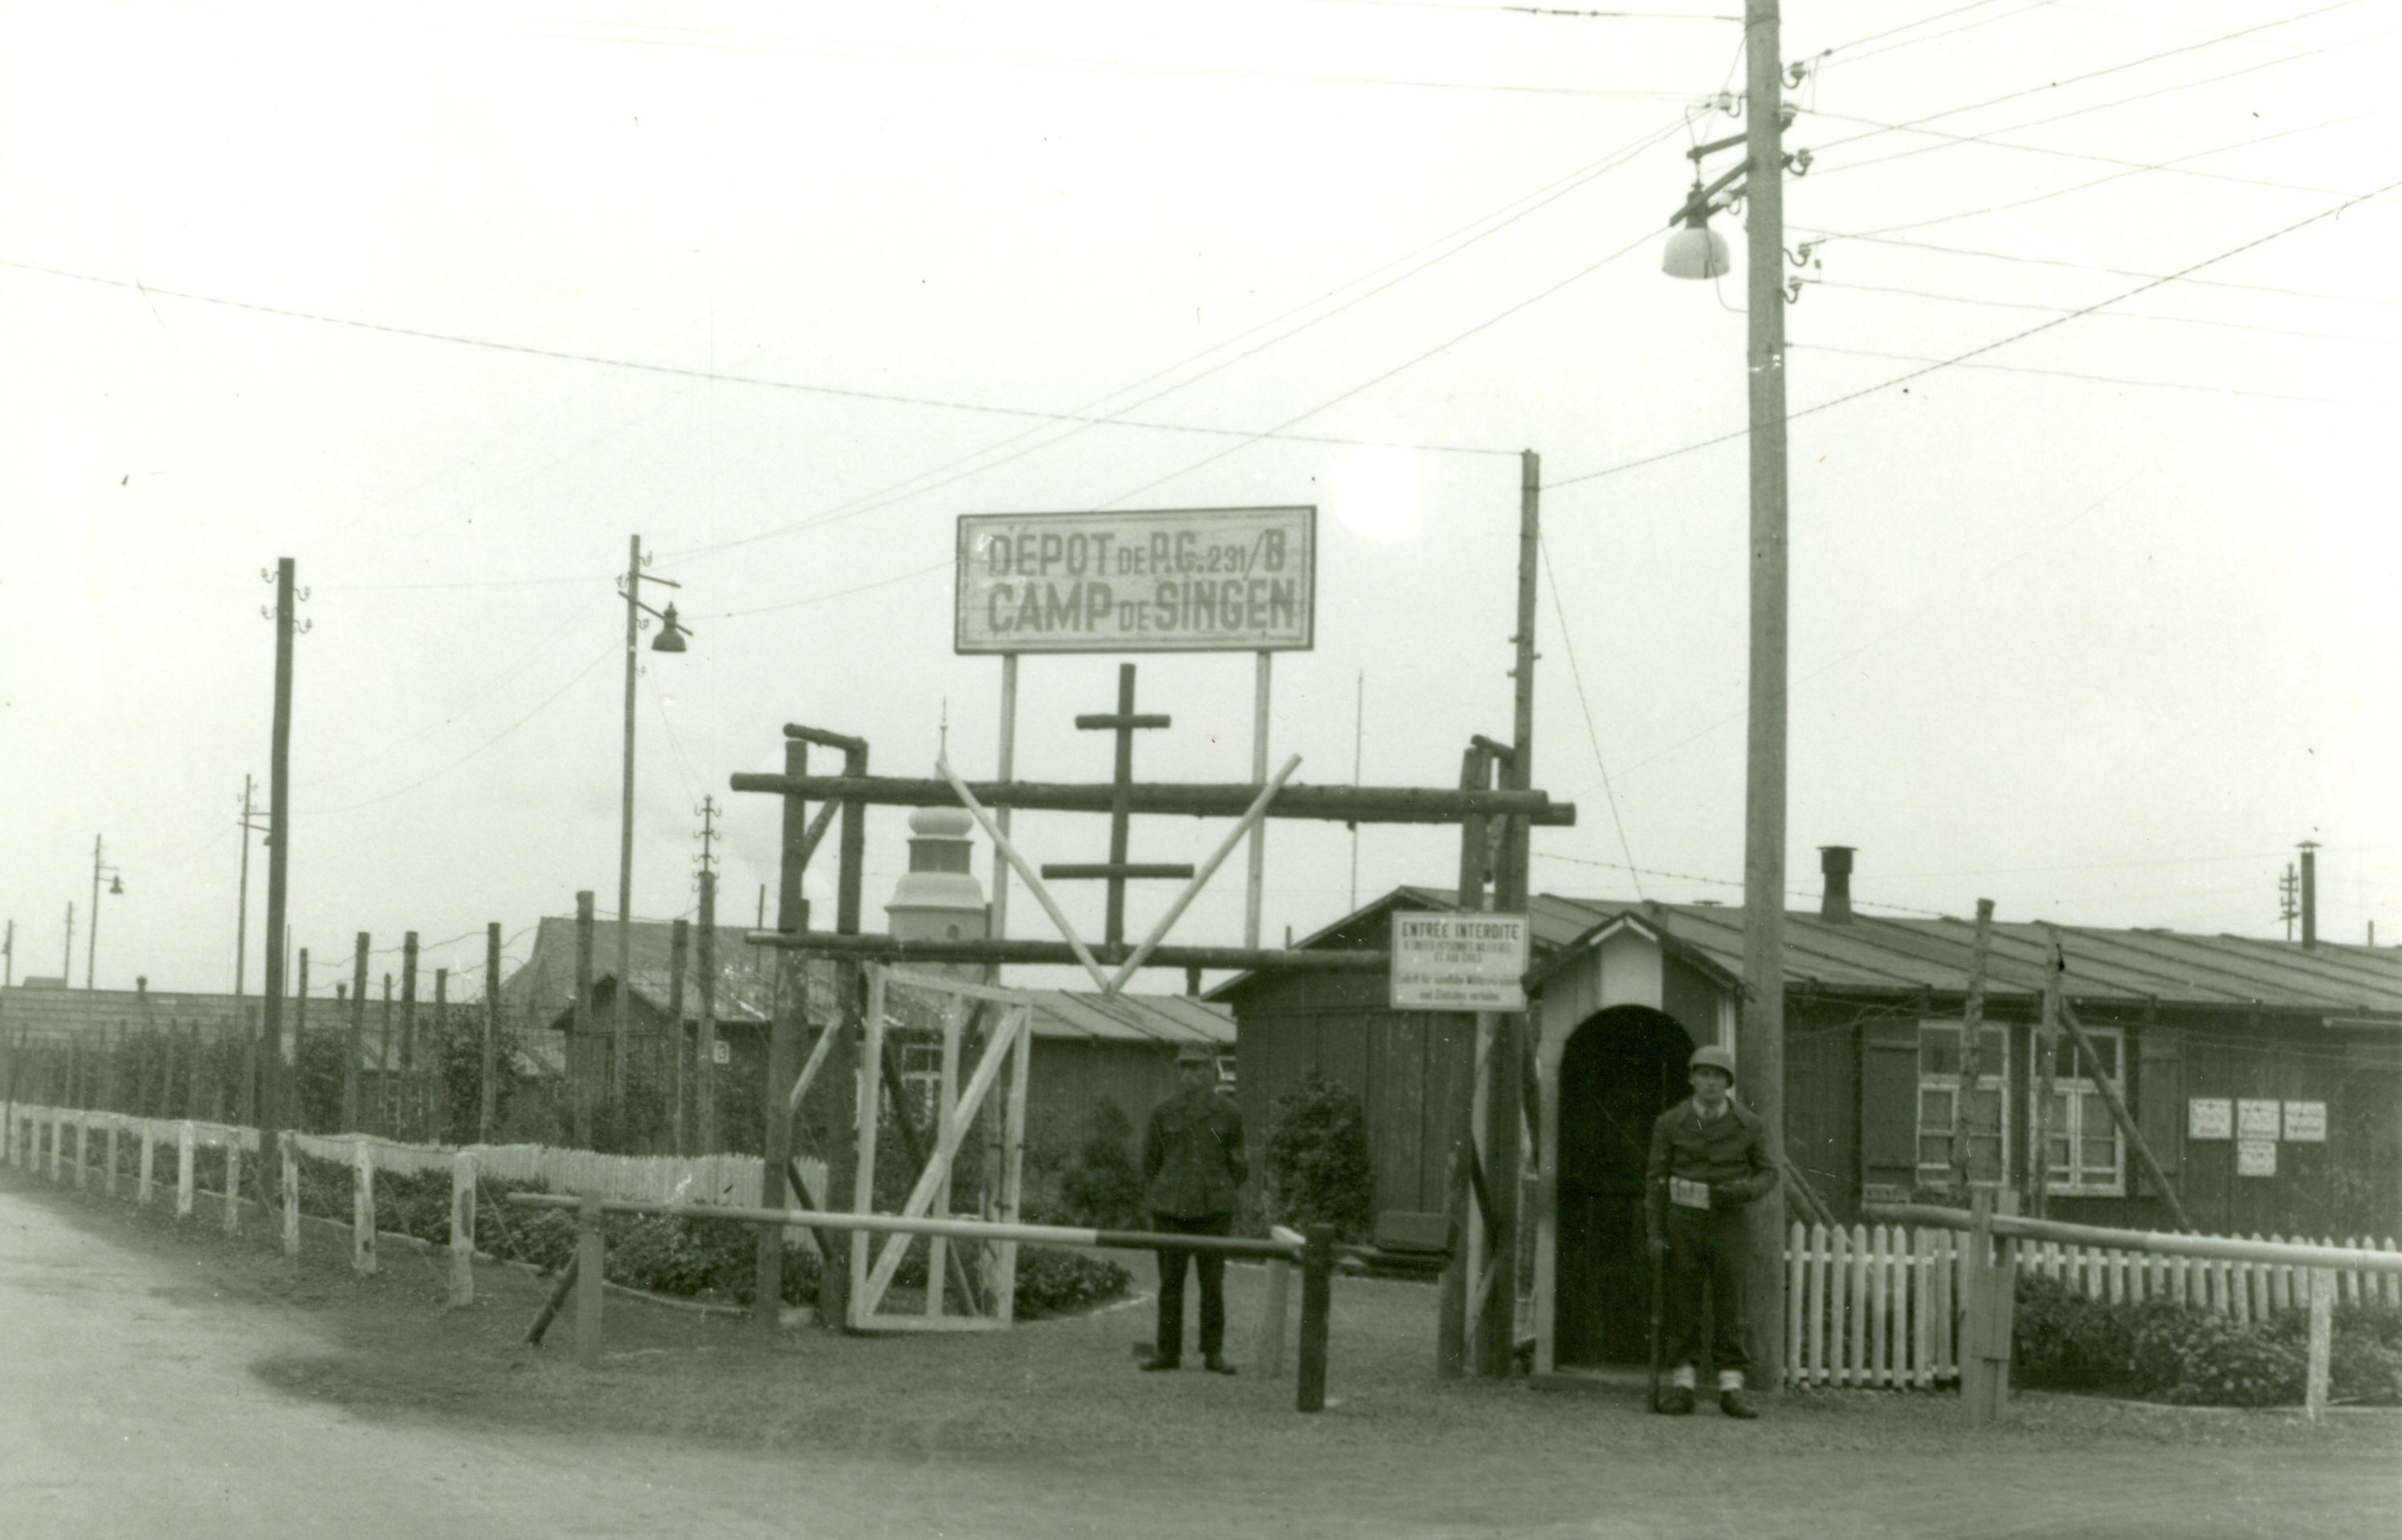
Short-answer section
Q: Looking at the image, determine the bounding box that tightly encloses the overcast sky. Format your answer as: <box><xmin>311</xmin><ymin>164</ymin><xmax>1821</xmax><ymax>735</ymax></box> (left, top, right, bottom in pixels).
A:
<box><xmin>4</xmin><ymin>0</ymin><xmax>2395</xmax><ymax>1000</ymax></box>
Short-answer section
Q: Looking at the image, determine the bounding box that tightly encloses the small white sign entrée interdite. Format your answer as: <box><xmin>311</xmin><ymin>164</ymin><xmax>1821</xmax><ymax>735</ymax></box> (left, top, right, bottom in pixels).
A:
<box><xmin>2187</xmin><ymin>1098</ymin><xmax>2232</xmax><ymax>1140</ymax></box>
<box><xmin>1390</xmin><ymin>913</ymin><xmax>1530</xmax><ymax>1012</ymax></box>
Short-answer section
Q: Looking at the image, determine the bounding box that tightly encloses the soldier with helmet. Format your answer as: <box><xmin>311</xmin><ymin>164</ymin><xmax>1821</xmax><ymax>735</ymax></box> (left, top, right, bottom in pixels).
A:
<box><xmin>1646</xmin><ymin>1042</ymin><xmax>1779</xmax><ymax>1417</ymax></box>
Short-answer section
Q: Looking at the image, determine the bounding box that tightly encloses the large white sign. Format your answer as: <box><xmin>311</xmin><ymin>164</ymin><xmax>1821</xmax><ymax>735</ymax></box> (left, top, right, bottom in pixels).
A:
<box><xmin>1390</xmin><ymin>913</ymin><xmax>1530</xmax><ymax>1012</ymax></box>
<box><xmin>956</xmin><ymin>507</ymin><xmax>1316</xmax><ymax>654</ymax></box>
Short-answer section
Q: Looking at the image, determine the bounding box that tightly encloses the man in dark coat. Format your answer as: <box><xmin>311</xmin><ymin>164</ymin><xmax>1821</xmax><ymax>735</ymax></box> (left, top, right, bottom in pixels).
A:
<box><xmin>1646</xmin><ymin>1043</ymin><xmax>1778</xmax><ymax>1417</ymax></box>
<box><xmin>1140</xmin><ymin>1043</ymin><xmax>1246</xmax><ymax>1373</ymax></box>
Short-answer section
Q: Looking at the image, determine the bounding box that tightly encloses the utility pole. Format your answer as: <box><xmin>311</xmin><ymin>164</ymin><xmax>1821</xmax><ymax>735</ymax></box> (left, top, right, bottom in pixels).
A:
<box><xmin>1738</xmin><ymin>0</ymin><xmax>1792</xmax><ymax>1394</ymax></box>
<box><xmin>86</xmin><ymin>835</ymin><xmax>122</xmax><ymax>991</ymax></box>
<box><xmin>63</xmin><ymin>902</ymin><xmax>75</xmax><ymax>982</ymax></box>
<box><xmin>2278</xmin><ymin>863</ymin><xmax>2299</xmax><ymax>939</ymax></box>
<box><xmin>482</xmin><ymin>923</ymin><xmax>501</xmax><ymax>1143</ymax></box>
<box><xmin>259</xmin><ymin>559</ymin><xmax>298</xmax><ymax>1151</ymax></box>
<box><xmin>618</xmin><ymin>534</ymin><xmax>641</xmax><ymax>1118</ymax></box>
<box><xmin>3</xmin><ymin>919</ymin><xmax>14</xmax><ymax>988</ymax></box>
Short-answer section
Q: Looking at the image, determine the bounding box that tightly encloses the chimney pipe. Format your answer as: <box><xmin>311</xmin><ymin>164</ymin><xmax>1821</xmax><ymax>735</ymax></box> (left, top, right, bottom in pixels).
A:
<box><xmin>1819</xmin><ymin>845</ymin><xmax>1855</xmax><ymax>923</ymax></box>
<box><xmin>2299</xmin><ymin>841</ymin><xmax>2318</xmax><ymax>949</ymax></box>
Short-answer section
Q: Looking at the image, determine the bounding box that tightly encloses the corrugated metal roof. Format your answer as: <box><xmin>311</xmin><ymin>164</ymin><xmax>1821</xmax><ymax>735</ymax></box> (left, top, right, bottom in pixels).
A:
<box><xmin>1238</xmin><ymin>886</ymin><xmax>2402</xmax><ymax>1016</ymax></box>
<box><xmin>1017</xmin><ymin>991</ymin><xmax>1234</xmax><ymax>1045</ymax></box>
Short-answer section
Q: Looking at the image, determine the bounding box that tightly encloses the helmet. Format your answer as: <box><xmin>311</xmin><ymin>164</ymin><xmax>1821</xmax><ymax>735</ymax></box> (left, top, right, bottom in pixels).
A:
<box><xmin>1687</xmin><ymin>1045</ymin><xmax>1737</xmax><ymax>1082</ymax></box>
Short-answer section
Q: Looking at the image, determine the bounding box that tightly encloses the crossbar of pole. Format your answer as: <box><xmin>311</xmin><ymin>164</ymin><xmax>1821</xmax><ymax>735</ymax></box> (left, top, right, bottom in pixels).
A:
<box><xmin>728</xmin><ymin>773</ymin><xmax>1575</xmax><ymax>826</ymax></box>
<box><xmin>1865</xmin><ymin>1203</ymin><xmax>2402</xmax><ymax>1273</ymax></box>
<box><xmin>744</xmin><ymin>931</ymin><xmax>1389</xmax><ymax>972</ymax></box>
<box><xmin>504</xmin><ymin>1192</ymin><xmax>1303</xmax><ymax>1261</ymax></box>
<box><xmin>782</xmin><ymin>724</ymin><xmax>869</xmax><ymax>755</ymax></box>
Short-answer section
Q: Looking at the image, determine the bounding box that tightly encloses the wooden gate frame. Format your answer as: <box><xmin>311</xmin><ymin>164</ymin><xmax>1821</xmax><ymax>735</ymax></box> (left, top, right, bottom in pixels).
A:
<box><xmin>848</xmin><ymin>965</ymin><xmax>1034</xmax><ymax>1331</ymax></box>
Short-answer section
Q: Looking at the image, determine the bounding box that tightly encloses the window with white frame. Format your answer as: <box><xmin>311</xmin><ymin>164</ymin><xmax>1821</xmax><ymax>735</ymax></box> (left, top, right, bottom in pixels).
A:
<box><xmin>2033</xmin><ymin>1026</ymin><xmax>2125</xmax><ymax>1196</ymax></box>
<box><xmin>1917</xmin><ymin>1020</ymin><xmax>2009</xmax><ymax>1187</ymax></box>
<box><xmin>896</xmin><ymin>1036</ymin><xmax>944</xmax><ymax>1125</ymax></box>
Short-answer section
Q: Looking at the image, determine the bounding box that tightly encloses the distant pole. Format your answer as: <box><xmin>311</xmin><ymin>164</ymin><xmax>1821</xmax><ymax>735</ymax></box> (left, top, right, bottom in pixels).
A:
<box><xmin>378</xmin><ymin>974</ymin><xmax>394</xmax><ymax>1132</ymax></box>
<box><xmin>1738</xmin><ymin>0</ymin><xmax>1792</xmax><ymax>1394</ymax></box>
<box><xmin>262</xmin><ymin>629</ymin><xmax>300</xmax><ymax>1131</ymax></box>
<box><xmin>61</xmin><ymin>902</ymin><xmax>74</xmax><ymax>982</ymax></box>
<box><xmin>758</xmin><ymin>739</ymin><xmax>808</xmax><ymax>1341</ymax></box>
<box><xmin>294</xmin><ymin>948</ymin><xmax>309</xmax><ymax>1131</ymax></box>
<box><xmin>400</xmin><ymin>932</ymin><xmax>419</xmax><ymax>1078</ymax></box>
<box><xmin>574</xmin><ymin>890</ymin><xmax>596</xmax><ymax>1148</ymax></box>
<box><xmin>234</xmin><ymin>776</ymin><xmax>254</xmax><ymax>1006</ymax></box>
<box><xmin>616</xmin><ymin>534</ymin><xmax>641</xmax><ymax>1122</ymax></box>
<box><xmin>432</xmin><ymin>965</ymin><xmax>448</xmax><ymax>1142</ymax></box>
<box><xmin>482</xmin><ymin>923</ymin><xmax>501</xmax><ymax>1143</ymax></box>
<box><xmin>345</xmin><ymin>933</ymin><xmax>367</xmax><ymax>1132</ymax></box>
<box><xmin>696</xmin><ymin>870</ymin><xmax>718</xmax><ymax>1154</ymax></box>
<box><xmin>668</xmin><ymin>918</ymin><xmax>689</xmax><ymax>1156</ymax></box>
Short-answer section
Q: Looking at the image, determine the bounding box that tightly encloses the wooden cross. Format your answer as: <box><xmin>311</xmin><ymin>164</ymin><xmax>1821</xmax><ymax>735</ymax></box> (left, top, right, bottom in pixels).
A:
<box><xmin>1039</xmin><ymin>663</ymin><xmax>1195</xmax><ymax>946</ymax></box>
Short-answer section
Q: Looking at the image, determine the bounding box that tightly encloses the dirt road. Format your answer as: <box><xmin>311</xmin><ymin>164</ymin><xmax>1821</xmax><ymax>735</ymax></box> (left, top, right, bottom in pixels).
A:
<box><xmin>2</xmin><ymin>1175</ymin><xmax>2395</xmax><ymax>1539</ymax></box>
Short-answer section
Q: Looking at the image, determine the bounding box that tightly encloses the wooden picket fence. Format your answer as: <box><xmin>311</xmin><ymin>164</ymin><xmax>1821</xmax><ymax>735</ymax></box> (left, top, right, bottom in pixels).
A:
<box><xmin>1785</xmin><ymin>1220</ymin><xmax>2401</xmax><ymax>1389</ymax></box>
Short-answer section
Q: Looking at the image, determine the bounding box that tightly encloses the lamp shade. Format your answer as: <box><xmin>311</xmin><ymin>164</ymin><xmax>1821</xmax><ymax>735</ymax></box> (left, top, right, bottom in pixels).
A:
<box><xmin>650</xmin><ymin>603</ymin><xmax>689</xmax><ymax>653</ymax></box>
<box><xmin>1662</xmin><ymin>223</ymin><xmax>1731</xmax><ymax>280</ymax></box>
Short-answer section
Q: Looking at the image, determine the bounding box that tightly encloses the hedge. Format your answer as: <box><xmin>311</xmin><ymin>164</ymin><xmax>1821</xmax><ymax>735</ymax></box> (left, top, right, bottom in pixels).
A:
<box><xmin>2012</xmin><ymin>1272</ymin><xmax>2402</xmax><ymax>1407</ymax></box>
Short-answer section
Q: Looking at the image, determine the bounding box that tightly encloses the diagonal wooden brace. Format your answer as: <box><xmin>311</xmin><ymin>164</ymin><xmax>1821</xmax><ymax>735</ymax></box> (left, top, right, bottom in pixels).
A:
<box><xmin>935</xmin><ymin>754</ymin><xmax>1112</xmax><ymax>992</ymax></box>
<box><xmin>1105</xmin><ymin>753</ymin><xmax>1303</xmax><ymax>992</ymax></box>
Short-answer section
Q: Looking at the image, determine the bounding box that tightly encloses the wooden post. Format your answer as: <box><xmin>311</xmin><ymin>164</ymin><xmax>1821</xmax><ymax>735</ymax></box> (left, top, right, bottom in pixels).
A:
<box><xmin>2304</xmin><ymin>1266</ymin><xmax>2334</xmax><ymax>1422</ymax></box>
<box><xmin>137</xmin><ymin>1123</ymin><xmax>154</xmax><ymax>1204</ymax></box>
<box><xmin>2033</xmin><ymin>939</ymin><xmax>2061</xmax><ymax>1218</ymax></box>
<box><xmin>345</xmin><ymin>934</ymin><xmax>368</xmax><ymax>1134</ymax></box>
<box><xmin>759</xmin><ymin>740</ymin><xmax>808</xmax><ymax>1342</ymax></box>
<box><xmin>1298</xmin><ymin>1223</ymin><xmax>1336</xmax><ymax>1413</ymax></box>
<box><xmin>450</xmin><ymin>1152</ymin><xmax>478</xmax><ymax>1306</ymax></box>
<box><xmin>573</xmin><ymin>893</ymin><xmax>596</xmax><ymax>1148</ymax></box>
<box><xmin>377</xmin><ymin>974</ymin><xmax>394</xmax><ymax>1135</ymax></box>
<box><xmin>1950</xmin><ymin>900</ymin><xmax>1994</xmax><ymax>1195</ymax></box>
<box><xmin>575</xmin><ymin>1192</ymin><xmax>606</xmax><ymax>1366</ymax></box>
<box><xmin>175</xmin><ymin>1119</ymin><xmax>196</xmax><ymax>1219</ymax></box>
<box><xmin>1254</xmin><ymin>1226</ymin><xmax>1302</xmax><ymax>1376</ymax></box>
<box><xmin>352</xmin><ymin>1138</ymin><xmax>377</xmax><ymax>1274</ymax></box>
<box><xmin>1437</xmin><ymin>742</ymin><xmax>1494</xmax><ymax>1380</ymax></box>
<box><xmin>1959</xmin><ymin>1191</ymin><xmax>2017</xmax><ymax>1426</ymax></box>
<box><xmin>399</xmin><ymin>933</ymin><xmax>420</xmax><ymax>1110</ymax></box>
<box><xmin>104</xmin><ymin>1115</ymin><xmax>120</xmax><ymax>1196</ymax></box>
<box><xmin>293</xmin><ymin>948</ymin><xmax>308</xmax><ymax>1131</ymax></box>
<box><xmin>430</xmin><ymin>965</ymin><xmax>448</xmax><ymax>1144</ymax></box>
<box><xmin>668</xmin><ymin>919</ymin><xmax>689</xmax><ymax>1157</ymax></box>
<box><xmin>481</xmin><ymin>923</ymin><xmax>501</xmax><ymax>1143</ymax></box>
<box><xmin>819</xmin><ymin>734</ymin><xmax>871</xmax><ymax>1331</ymax></box>
<box><xmin>696</xmin><ymin>870</ymin><xmax>719</xmax><ymax>1154</ymax></box>
<box><xmin>223</xmin><ymin>1138</ymin><xmax>243</xmax><ymax>1234</ymax></box>
<box><xmin>73</xmin><ymin>1114</ymin><xmax>88</xmax><ymax>1189</ymax></box>
<box><xmin>282</xmin><ymin>1135</ymin><xmax>300</xmax><ymax>1257</ymax></box>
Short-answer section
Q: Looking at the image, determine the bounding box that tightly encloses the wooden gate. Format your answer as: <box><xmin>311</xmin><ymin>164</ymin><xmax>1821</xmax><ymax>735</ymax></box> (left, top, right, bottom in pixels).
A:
<box><xmin>847</xmin><ymin>965</ymin><xmax>1033</xmax><ymax>1331</ymax></box>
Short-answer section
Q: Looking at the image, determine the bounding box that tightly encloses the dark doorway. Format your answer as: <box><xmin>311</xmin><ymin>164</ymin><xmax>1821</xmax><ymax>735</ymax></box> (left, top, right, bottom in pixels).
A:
<box><xmin>1555</xmin><ymin>1005</ymin><xmax>1694</xmax><ymax>1367</ymax></box>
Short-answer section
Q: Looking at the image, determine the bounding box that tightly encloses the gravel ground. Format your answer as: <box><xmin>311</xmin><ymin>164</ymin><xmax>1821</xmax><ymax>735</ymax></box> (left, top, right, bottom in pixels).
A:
<box><xmin>5</xmin><ymin>1163</ymin><xmax>2396</xmax><ymax>1539</ymax></box>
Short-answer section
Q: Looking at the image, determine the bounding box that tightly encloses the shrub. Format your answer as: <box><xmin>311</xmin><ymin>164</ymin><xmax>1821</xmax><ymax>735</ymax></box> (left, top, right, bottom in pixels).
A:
<box><xmin>1013</xmin><ymin>1246</ymin><xmax>1131</xmax><ymax>1318</ymax></box>
<box><xmin>1057</xmin><ymin>1101</ymin><xmax>1144</xmax><ymax>1230</ymax></box>
<box><xmin>2011</xmin><ymin>1272</ymin><xmax>2401</xmax><ymax>1407</ymax></box>
<box><xmin>1262</xmin><ymin>1072</ymin><xmax>1373</xmax><ymax>1242</ymax></box>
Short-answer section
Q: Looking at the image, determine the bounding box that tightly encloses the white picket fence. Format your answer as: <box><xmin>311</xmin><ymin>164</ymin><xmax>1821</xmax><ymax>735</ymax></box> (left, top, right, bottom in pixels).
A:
<box><xmin>1</xmin><ymin>1102</ymin><xmax>827</xmax><ymax>1268</ymax></box>
<box><xmin>1785</xmin><ymin>1220</ymin><xmax>2401</xmax><ymax>1389</ymax></box>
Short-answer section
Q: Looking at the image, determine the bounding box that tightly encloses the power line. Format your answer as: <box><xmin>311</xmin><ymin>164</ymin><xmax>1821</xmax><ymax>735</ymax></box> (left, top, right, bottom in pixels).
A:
<box><xmin>659</xmin><ymin>116</ymin><xmax>1684</xmax><ymax>566</ymax></box>
<box><xmin>1812</xmin><ymin>230</ymin><xmax>2402</xmax><ymax>310</ymax></box>
<box><xmin>0</xmin><ymin>256</ymin><xmax>1509</xmax><ymax>457</ymax></box>
<box><xmin>1814</xmin><ymin>0</ymin><xmax>2056</xmax><ymax>71</ymax></box>
<box><xmin>1544</xmin><ymin>175</ymin><xmax>2402</xmax><ymax>493</ymax></box>
<box><xmin>1812</xmin><ymin>279</ymin><xmax>2402</xmax><ymax>347</ymax></box>
<box><xmin>1809</xmin><ymin>0</ymin><xmax>2377</xmax><ymax>161</ymax></box>
<box><xmin>1100</xmin><ymin>225</ymin><xmax>1659</xmax><ymax>506</ymax></box>
<box><xmin>1536</xmin><ymin>533</ymin><xmax>1641</xmax><ymax>899</ymax></box>
<box><xmin>1792</xmin><ymin>340</ymin><xmax>2399</xmax><ymax>410</ymax></box>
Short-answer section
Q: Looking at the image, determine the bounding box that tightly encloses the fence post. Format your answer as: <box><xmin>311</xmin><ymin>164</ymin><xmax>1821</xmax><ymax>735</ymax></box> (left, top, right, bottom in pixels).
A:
<box><xmin>2304</xmin><ymin>1267</ymin><xmax>2335</xmax><ymax>1423</ymax></box>
<box><xmin>1297</xmin><ymin>1223</ymin><xmax>1335</xmax><ymax>1414</ymax></box>
<box><xmin>575</xmin><ymin>1192</ymin><xmax>606</xmax><ymax>1367</ymax></box>
<box><xmin>137</xmin><ymin>1122</ymin><xmax>154</xmax><ymax>1204</ymax></box>
<box><xmin>352</xmin><ymin>1139</ymin><xmax>377</xmax><ymax>1274</ymax></box>
<box><xmin>73</xmin><ymin>1114</ymin><xmax>89</xmax><ymax>1189</ymax></box>
<box><xmin>50</xmin><ymin>1108</ymin><xmax>64</xmax><ymax>1181</ymax></box>
<box><xmin>1255</xmin><ymin>1224</ymin><xmax>1300</xmax><ymax>1376</ymax></box>
<box><xmin>450</xmin><ymin>1151</ymin><xmax>478</xmax><ymax>1307</ymax></box>
<box><xmin>104</xmin><ymin>1117</ymin><xmax>120</xmax><ymax>1197</ymax></box>
<box><xmin>282</xmin><ymin>1135</ymin><xmax>301</xmax><ymax>1257</ymax></box>
<box><xmin>176</xmin><ymin>1120</ymin><xmax>196</xmax><ymax>1218</ymax></box>
<box><xmin>223</xmin><ymin>1137</ymin><xmax>243</xmax><ymax>1234</ymax></box>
